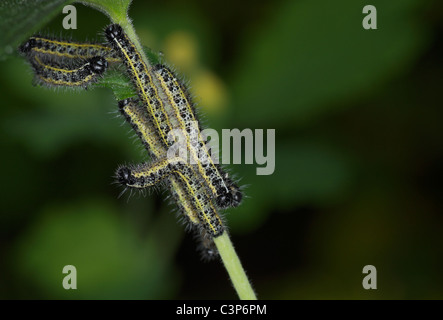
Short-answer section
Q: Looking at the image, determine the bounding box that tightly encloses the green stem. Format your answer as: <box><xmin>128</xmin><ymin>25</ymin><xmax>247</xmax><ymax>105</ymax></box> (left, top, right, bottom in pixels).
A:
<box><xmin>214</xmin><ymin>232</ymin><xmax>257</xmax><ymax>300</ymax></box>
<box><xmin>79</xmin><ymin>0</ymin><xmax>151</xmax><ymax>65</ymax></box>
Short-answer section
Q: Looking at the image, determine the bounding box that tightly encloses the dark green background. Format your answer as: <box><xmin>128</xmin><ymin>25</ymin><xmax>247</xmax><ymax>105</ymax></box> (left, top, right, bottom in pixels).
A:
<box><xmin>0</xmin><ymin>0</ymin><xmax>442</xmax><ymax>299</ymax></box>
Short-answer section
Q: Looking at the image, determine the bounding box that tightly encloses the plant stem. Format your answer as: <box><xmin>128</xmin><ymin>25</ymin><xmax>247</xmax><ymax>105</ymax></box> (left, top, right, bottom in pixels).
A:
<box><xmin>213</xmin><ymin>232</ymin><xmax>257</xmax><ymax>300</ymax></box>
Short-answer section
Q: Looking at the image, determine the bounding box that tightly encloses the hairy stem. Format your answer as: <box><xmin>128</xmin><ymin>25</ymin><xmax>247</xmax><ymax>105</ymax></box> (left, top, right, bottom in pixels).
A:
<box><xmin>214</xmin><ymin>232</ymin><xmax>257</xmax><ymax>300</ymax></box>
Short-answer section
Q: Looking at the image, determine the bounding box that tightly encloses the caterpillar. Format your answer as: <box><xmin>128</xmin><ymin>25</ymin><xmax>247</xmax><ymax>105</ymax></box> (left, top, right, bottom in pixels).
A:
<box><xmin>117</xmin><ymin>98</ymin><xmax>224</xmax><ymax>238</ymax></box>
<box><xmin>153</xmin><ymin>65</ymin><xmax>243</xmax><ymax>208</ymax></box>
<box><xmin>116</xmin><ymin>157</ymin><xmax>186</xmax><ymax>189</ymax></box>
<box><xmin>117</xmin><ymin>157</ymin><xmax>224</xmax><ymax>237</ymax></box>
<box><xmin>29</xmin><ymin>55</ymin><xmax>108</xmax><ymax>88</ymax></box>
<box><xmin>118</xmin><ymin>98</ymin><xmax>199</xmax><ymax>225</ymax></box>
<box><xmin>118</xmin><ymin>98</ymin><xmax>165</xmax><ymax>160</ymax></box>
<box><xmin>105</xmin><ymin>24</ymin><xmax>174</xmax><ymax>148</ymax></box>
<box><xmin>19</xmin><ymin>36</ymin><xmax>121</xmax><ymax>63</ymax></box>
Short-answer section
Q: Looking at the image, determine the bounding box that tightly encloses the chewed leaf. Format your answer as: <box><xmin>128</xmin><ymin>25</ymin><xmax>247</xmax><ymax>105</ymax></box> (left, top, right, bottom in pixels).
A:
<box><xmin>93</xmin><ymin>68</ymin><xmax>136</xmax><ymax>100</ymax></box>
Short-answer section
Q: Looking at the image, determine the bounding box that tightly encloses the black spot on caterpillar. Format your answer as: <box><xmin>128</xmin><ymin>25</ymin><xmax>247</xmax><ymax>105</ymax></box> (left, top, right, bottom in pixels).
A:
<box><xmin>118</xmin><ymin>98</ymin><xmax>199</xmax><ymax>226</ymax></box>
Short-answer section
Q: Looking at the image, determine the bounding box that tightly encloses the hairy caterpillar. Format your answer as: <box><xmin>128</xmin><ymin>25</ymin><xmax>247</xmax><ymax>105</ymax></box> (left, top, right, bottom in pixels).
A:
<box><xmin>19</xmin><ymin>36</ymin><xmax>120</xmax><ymax>63</ymax></box>
<box><xmin>117</xmin><ymin>159</ymin><xmax>224</xmax><ymax>237</ymax></box>
<box><xmin>117</xmin><ymin>98</ymin><xmax>224</xmax><ymax>238</ymax></box>
<box><xmin>153</xmin><ymin>65</ymin><xmax>242</xmax><ymax>208</ymax></box>
<box><xmin>29</xmin><ymin>55</ymin><xmax>108</xmax><ymax>88</ymax></box>
<box><xmin>118</xmin><ymin>98</ymin><xmax>199</xmax><ymax>225</ymax></box>
<box><xmin>105</xmin><ymin>24</ymin><xmax>174</xmax><ymax>147</ymax></box>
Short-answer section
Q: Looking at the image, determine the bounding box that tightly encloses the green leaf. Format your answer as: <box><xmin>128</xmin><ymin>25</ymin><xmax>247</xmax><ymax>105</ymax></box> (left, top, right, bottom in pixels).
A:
<box><xmin>93</xmin><ymin>69</ymin><xmax>136</xmax><ymax>100</ymax></box>
<box><xmin>143</xmin><ymin>46</ymin><xmax>161</xmax><ymax>66</ymax></box>
<box><xmin>0</xmin><ymin>0</ymin><xmax>72</xmax><ymax>61</ymax></box>
<box><xmin>77</xmin><ymin>0</ymin><xmax>131</xmax><ymax>24</ymax></box>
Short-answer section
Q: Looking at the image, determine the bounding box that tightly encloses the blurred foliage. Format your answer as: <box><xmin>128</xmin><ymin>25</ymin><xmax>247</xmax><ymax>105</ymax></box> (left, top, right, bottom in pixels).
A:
<box><xmin>0</xmin><ymin>0</ymin><xmax>442</xmax><ymax>299</ymax></box>
<box><xmin>0</xmin><ymin>0</ymin><xmax>72</xmax><ymax>60</ymax></box>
